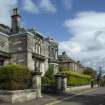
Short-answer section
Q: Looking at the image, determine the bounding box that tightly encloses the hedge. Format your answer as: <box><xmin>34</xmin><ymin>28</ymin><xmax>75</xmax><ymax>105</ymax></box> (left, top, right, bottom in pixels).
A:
<box><xmin>67</xmin><ymin>74</ymin><xmax>91</xmax><ymax>86</ymax></box>
<box><xmin>0</xmin><ymin>64</ymin><xmax>32</xmax><ymax>90</ymax></box>
<box><xmin>60</xmin><ymin>70</ymin><xmax>91</xmax><ymax>86</ymax></box>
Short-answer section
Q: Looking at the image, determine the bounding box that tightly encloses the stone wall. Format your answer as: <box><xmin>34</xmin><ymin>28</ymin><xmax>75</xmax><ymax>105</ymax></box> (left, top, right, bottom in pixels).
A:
<box><xmin>9</xmin><ymin>34</ymin><xmax>27</xmax><ymax>53</ymax></box>
<box><xmin>66</xmin><ymin>85</ymin><xmax>91</xmax><ymax>92</ymax></box>
<box><xmin>9</xmin><ymin>34</ymin><xmax>27</xmax><ymax>65</ymax></box>
<box><xmin>10</xmin><ymin>52</ymin><xmax>27</xmax><ymax>65</ymax></box>
<box><xmin>27</xmin><ymin>52</ymin><xmax>35</xmax><ymax>71</ymax></box>
<box><xmin>0</xmin><ymin>89</ymin><xmax>36</xmax><ymax>103</ymax></box>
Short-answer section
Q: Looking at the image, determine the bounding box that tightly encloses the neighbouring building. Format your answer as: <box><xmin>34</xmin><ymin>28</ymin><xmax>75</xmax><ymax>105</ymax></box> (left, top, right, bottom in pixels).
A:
<box><xmin>58</xmin><ymin>52</ymin><xmax>85</xmax><ymax>72</ymax></box>
<box><xmin>0</xmin><ymin>8</ymin><xmax>58</xmax><ymax>76</ymax></box>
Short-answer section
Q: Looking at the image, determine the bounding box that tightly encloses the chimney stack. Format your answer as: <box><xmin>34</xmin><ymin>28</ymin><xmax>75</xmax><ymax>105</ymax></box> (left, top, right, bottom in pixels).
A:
<box><xmin>11</xmin><ymin>8</ymin><xmax>21</xmax><ymax>33</ymax></box>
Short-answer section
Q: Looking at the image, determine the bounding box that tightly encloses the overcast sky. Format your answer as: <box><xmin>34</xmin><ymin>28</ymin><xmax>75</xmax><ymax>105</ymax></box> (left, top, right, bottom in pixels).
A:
<box><xmin>0</xmin><ymin>0</ymin><xmax>105</xmax><ymax>71</ymax></box>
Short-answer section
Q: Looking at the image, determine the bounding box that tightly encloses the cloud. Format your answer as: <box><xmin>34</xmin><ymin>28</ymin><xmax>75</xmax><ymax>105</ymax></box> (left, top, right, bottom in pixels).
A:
<box><xmin>40</xmin><ymin>0</ymin><xmax>57</xmax><ymax>12</ymax></box>
<box><xmin>23</xmin><ymin>0</ymin><xmax>39</xmax><ymax>14</ymax></box>
<box><xmin>0</xmin><ymin>0</ymin><xmax>18</xmax><ymax>26</ymax></box>
<box><xmin>63</xmin><ymin>0</ymin><xmax>72</xmax><ymax>9</ymax></box>
<box><xmin>60</xmin><ymin>11</ymin><xmax>105</xmax><ymax>70</ymax></box>
<box><xmin>22</xmin><ymin>0</ymin><xmax>57</xmax><ymax>14</ymax></box>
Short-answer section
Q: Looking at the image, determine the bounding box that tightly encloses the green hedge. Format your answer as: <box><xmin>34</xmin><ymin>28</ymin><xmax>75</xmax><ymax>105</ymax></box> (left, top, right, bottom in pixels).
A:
<box><xmin>0</xmin><ymin>64</ymin><xmax>32</xmax><ymax>90</ymax></box>
<box><xmin>67</xmin><ymin>74</ymin><xmax>91</xmax><ymax>86</ymax></box>
<box><xmin>60</xmin><ymin>70</ymin><xmax>91</xmax><ymax>86</ymax></box>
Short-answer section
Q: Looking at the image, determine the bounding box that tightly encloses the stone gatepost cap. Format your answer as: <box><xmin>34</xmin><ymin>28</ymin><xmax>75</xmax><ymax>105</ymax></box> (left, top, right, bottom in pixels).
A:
<box><xmin>55</xmin><ymin>74</ymin><xmax>67</xmax><ymax>78</ymax></box>
<box><xmin>32</xmin><ymin>71</ymin><xmax>42</xmax><ymax>76</ymax></box>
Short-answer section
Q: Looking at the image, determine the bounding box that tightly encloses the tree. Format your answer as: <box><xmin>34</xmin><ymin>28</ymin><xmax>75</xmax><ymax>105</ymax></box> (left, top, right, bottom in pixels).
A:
<box><xmin>97</xmin><ymin>67</ymin><xmax>102</xmax><ymax>81</ymax></box>
<box><xmin>42</xmin><ymin>64</ymin><xmax>55</xmax><ymax>86</ymax></box>
<box><xmin>83</xmin><ymin>67</ymin><xmax>96</xmax><ymax>78</ymax></box>
<box><xmin>96</xmin><ymin>67</ymin><xmax>104</xmax><ymax>87</ymax></box>
<box><xmin>28</xmin><ymin>28</ymin><xmax>37</xmax><ymax>35</ymax></box>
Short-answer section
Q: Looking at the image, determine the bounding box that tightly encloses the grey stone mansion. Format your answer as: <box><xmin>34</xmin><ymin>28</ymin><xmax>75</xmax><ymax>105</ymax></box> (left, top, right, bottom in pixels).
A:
<box><xmin>0</xmin><ymin>8</ymin><xmax>94</xmax><ymax>103</ymax></box>
<box><xmin>0</xmin><ymin>8</ymin><xmax>58</xmax><ymax>76</ymax></box>
<box><xmin>0</xmin><ymin>8</ymin><xmax>85</xmax><ymax>76</ymax></box>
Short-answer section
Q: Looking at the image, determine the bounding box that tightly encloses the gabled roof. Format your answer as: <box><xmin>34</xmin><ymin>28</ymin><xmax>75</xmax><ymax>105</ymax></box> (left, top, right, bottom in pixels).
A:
<box><xmin>0</xmin><ymin>24</ymin><xmax>10</xmax><ymax>34</ymax></box>
<box><xmin>0</xmin><ymin>51</ymin><xmax>10</xmax><ymax>58</ymax></box>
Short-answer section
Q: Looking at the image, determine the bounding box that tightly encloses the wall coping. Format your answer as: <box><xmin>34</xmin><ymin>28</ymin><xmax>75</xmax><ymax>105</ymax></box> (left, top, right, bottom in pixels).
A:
<box><xmin>0</xmin><ymin>89</ymin><xmax>36</xmax><ymax>95</ymax></box>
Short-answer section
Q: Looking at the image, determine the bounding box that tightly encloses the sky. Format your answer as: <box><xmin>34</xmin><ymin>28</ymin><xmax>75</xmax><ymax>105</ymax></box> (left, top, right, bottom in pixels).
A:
<box><xmin>1</xmin><ymin>0</ymin><xmax>105</xmax><ymax>71</ymax></box>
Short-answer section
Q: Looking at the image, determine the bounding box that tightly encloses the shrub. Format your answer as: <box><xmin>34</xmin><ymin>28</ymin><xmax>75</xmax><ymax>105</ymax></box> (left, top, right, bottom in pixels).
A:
<box><xmin>82</xmin><ymin>67</ymin><xmax>96</xmax><ymax>79</ymax></box>
<box><xmin>59</xmin><ymin>68</ymin><xmax>91</xmax><ymax>86</ymax></box>
<box><xmin>0</xmin><ymin>64</ymin><xmax>32</xmax><ymax>90</ymax></box>
<box><xmin>67</xmin><ymin>74</ymin><xmax>91</xmax><ymax>86</ymax></box>
<box><xmin>42</xmin><ymin>64</ymin><xmax>55</xmax><ymax>86</ymax></box>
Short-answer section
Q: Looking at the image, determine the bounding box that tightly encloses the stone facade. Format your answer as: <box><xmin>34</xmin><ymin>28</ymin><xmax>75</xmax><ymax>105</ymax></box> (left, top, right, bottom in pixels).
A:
<box><xmin>45</xmin><ymin>37</ymin><xmax>59</xmax><ymax>75</ymax></box>
<box><xmin>9</xmin><ymin>33</ymin><xmax>27</xmax><ymax>65</ymax></box>
<box><xmin>0</xmin><ymin>8</ymin><xmax>57</xmax><ymax>77</ymax></box>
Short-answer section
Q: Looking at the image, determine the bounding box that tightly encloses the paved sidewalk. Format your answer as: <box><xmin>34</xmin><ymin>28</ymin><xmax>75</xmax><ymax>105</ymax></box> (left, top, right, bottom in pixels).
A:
<box><xmin>15</xmin><ymin>94</ymin><xmax>56</xmax><ymax>105</ymax></box>
<box><xmin>15</xmin><ymin>93</ymin><xmax>74</xmax><ymax>105</ymax></box>
<box><xmin>0</xmin><ymin>93</ymin><xmax>74</xmax><ymax>105</ymax></box>
<box><xmin>0</xmin><ymin>94</ymin><xmax>57</xmax><ymax>105</ymax></box>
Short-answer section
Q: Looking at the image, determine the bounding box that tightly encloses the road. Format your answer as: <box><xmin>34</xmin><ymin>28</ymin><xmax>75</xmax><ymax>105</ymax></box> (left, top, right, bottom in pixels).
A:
<box><xmin>48</xmin><ymin>87</ymin><xmax>105</xmax><ymax>105</ymax></box>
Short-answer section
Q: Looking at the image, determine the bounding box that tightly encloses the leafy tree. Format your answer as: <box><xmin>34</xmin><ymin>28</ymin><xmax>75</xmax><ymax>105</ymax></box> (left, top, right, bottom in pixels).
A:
<box><xmin>96</xmin><ymin>67</ymin><xmax>103</xmax><ymax>84</ymax></box>
<box><xmin>28</xmin><ymin>28</ymin><xmax>37</xmax><ymax>35</ymax></box>
<box><xmin>83</xmin><ymin>67</ymin><xmax>96</xmax><ymax>78</ymax></box>
<box><xmin>42</xmin><ymin>64</ymin><xmax>55</xmax><ymax>86</ymax></box>
<box><xmin>97</xmin><ymin>68</ymin><xmax>102</xmax><ymax>79</ymax></box>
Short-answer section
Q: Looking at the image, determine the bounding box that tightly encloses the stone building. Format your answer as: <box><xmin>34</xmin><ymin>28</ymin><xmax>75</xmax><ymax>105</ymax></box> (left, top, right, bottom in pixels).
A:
<box><xmin>0</xmin><ymin>8</ymin><xmax>89</xmax><ymax>101</ymax></box>
<box><xmin>58</xmin><ymin>52</ymin><xmax>85</xmax><ymax>72</ymax></box>
<box><xmin>0</xmin><ymin>32</ymin><xmax>10</xmax><ymax>65</ymax></box>
<box><xmin>0</xmin><ymin>8</ymin><xmax>58</xmax><ymax>76</ymax></box>
<box><xmin>0</xmin><ymin>8</ymin><xmax>86</xmax><ymax>76</ymax></box>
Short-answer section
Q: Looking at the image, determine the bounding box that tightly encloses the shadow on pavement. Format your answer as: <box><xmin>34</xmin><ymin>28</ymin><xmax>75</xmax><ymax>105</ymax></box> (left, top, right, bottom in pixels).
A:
<box><xmin>64</xmin><ymin>93</ymin><xmax>105</xmax><ymax>105</ymax></box>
